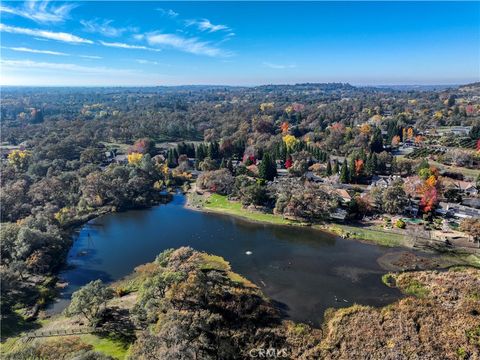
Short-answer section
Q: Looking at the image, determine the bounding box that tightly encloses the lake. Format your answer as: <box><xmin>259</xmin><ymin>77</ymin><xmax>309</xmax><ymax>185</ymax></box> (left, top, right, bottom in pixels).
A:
<box><xmin>49</xmin><ymin>194</ymin><xmax>403</xmax><ymax>326</ymax></box>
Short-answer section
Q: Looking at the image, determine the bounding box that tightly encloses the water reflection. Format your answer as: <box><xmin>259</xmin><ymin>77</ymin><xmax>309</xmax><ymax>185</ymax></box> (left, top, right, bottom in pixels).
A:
<box><xmin>48</xmin><ymin>194</ymin><xmax>402</xmax><ymax>326</ymax></box>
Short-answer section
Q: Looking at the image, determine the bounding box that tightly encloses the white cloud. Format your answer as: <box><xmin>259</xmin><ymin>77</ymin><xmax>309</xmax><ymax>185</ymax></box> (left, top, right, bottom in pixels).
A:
<box><xmin>198</xmin><ymin>19</ymin><xmax>229</xmax><ymax>33</ymax></box>
<box><xmin>1</xmin><ymin>59</ymin><xmax>135</xmax><ymax>75</ymax></box>
<box><xmin>3</xmin><ymin>46</ymin><xmax>68</xmax><ymax>56</ymax></box>
<box><xmin>146</xmin><ymin>33</ymin><xmax>229</xmax><ymax>57</ymax></box>
<box><xmin>80</xmin><ymin>55</ymin><xmax>103</xmax><ymax>59</ymax></box>
<box><xmin>156</xmin><ymin>8</ymin><xmax>179</xmax><ymax>18</ymax></box>
<box><xmin>0</xmin><ymin>1</ymin><xmax>76</xmax><ymax>24</ymax></box>
<box><xmin>99</xmin><ymin>40</ymin><xmax>161</xmax><ymax>52</ymax></box>
<box><xmin>263</xmin><ymin>62</ymin><xmax>296</xmax><ymax>70</ymax></box>
<box><xmin>136</xmin><ymin>59</ymin><xmax>159</xmax><ymax>65</ymax></box>
<box><xmin>80</xmin><ymin>19</ymin><xmax>135</xmax><ymax>37</ymax></box>
<box><xmin>0</xmin><ymin>24</ymin><xmax>93</xmax><ymax>44</ymax></box>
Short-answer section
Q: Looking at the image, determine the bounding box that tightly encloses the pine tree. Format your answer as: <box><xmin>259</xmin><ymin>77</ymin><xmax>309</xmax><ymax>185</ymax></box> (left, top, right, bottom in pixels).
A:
<box><xmin>391</xmin><ymin>156</ymin><xmax>397</xmax><ymax>174</ymax></box>
<box><xmin>372</xmin><ymin>153</ymin><xmax>378</xmax><ymax>174</ymax></box>
<box><xmin>365</xmin><ymin>153</ymin><xmax>374</xmax><ymax>177</ymax></box>
<box><xmin>259</xmin><ymin>152</ymin><xmax>277</xmax><ymax>181</ymax></box>
<box><xmin>340</xmin><ymin>160</ymin><xmax>350</xmax><ymax>184</ymax></box>
<box><xmin>326</xmin><ymin>160</ymin><xmax>332</xmax><ymax>176</ymax></box>
<box><xmin>370</xmin><ymin>127</ymin><xmax>384</xmax><ymax>153</ymax></box>
<box><xmin>220</xmin><ymin>158</ymin><xmax>226</xmax><ymax>168</ymax></box>
<box><xmin>196</xmin><ymin>144</ymin><xmax>206</xmax><ymax>162</ymax></box>
<box><xmin>349</xmin><ymin>157</ymin><xmax>356</xmax><ymax>183</ymax></box>
<box><xmin>333</xmin><ymin>160</ymin><xmax>339</xmax><ymax>174</ymax></box>
<box><xmin>167</xmin><ymin>149</ymin><xmax>176</xmax><ymax>168</ymax></box>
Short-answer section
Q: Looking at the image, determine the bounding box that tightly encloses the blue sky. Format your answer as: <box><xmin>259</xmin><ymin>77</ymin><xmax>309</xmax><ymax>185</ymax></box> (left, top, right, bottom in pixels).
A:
<box><xmin>1</xmin><ymin>1</ymin><xmax>479</xmax><ymax>86</ymax></box>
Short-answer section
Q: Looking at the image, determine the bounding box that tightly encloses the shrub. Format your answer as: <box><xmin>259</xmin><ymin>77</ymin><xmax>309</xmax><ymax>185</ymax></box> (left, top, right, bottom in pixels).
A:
<box><xmin>395</xmin><ymin>219</ymin><xmax>406</xmax><ymax>229</ymax></box>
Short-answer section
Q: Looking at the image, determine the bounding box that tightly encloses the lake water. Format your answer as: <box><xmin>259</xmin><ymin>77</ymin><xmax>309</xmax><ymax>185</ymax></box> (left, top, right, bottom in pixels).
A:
<box><xmin>49</xmin><ymin>194</ymin><xmax>403</xmax><ymax>326</ymax></box>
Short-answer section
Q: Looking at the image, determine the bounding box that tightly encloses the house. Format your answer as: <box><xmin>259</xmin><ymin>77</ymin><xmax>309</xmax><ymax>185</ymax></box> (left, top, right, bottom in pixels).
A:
<box><xmin>276</xmin><ymin>169</ymin><xmax>289</xmax><ymax>177</ymax></box>
<box><xmin>436</xmin><ymin>202</ymin><xmax>480</xmax><ymax>219</ymax></box>
<box><xmin>113</xmin><ymin>154</ymin><xmax>128</xmax><ymax>164</ymax></box>
<box><xmin>442</xmin><ymin>126</ymin><xmax>472</xmax><ymax>136</ymax></box>
<box><xmin>305</xmin><ymin>171</ymin><xmax>323</xmax><ymax>183</ymax></box>
<box><xmin>456</xmin><ymin>181</ymin><xmax>478</xmax><ymax>196</ymax></box>
<box><xmin>367</xmin><ymin>175</ymin><xmax>401</xmax><ymax>190</ymax></box>
<box><xmin>335</xmin><ymin>189</ymin><xmax>352</xmax><ymax>204</ymax></box>
<box><xmin>330</xmin><ymin>208</ymin><xmax>347</xmax><ymax>221</ymax></box>
<box><xmin>402</xmin><ymin>198</ymin><xmax>420</xmax><ymax>217</ymax></box>
<box><xmin>189</xmin><ymin>169</ymin><xmax>201</xmax><ymax>179</ymax></box>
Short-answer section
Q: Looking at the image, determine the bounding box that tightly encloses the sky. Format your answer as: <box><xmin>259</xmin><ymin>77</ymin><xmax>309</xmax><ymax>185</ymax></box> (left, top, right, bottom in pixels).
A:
<box><xmin>1</xmin><ymin>1</ymin><xmax>479</xmax><ymax>86</ymax></box>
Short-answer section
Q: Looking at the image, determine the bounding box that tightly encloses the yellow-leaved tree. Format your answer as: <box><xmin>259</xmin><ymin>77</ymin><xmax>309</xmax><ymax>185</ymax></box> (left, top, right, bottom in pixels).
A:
<box><xmin>8</xmin><ymin>150</ymin><xmax>31</xmax><ymax>170</ymax></box>
<box><xmin>283</xmin><ymin>134</ymin><xmax>298</xmax><ymax>150</ymax></box>
<box><xmin>128</xmin><ymin>152</ymin><xmax>143</xmax><ymax>165</ymax></box>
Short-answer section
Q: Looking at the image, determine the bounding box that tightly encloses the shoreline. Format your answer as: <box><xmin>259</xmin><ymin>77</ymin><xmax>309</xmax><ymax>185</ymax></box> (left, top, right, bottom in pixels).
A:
<box><xmin>185</xmin><ymin>190</ymin><xmax>480</xmax><ymax>268</ymax></box>
<box><xmin>1</xmin><ymin>193</ymin><xmax>175</xmax><ymax>339</ymax></box>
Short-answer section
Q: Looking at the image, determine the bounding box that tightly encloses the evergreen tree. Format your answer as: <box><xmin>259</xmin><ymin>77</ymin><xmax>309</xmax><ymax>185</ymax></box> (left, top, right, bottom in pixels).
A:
<box><xmin>207</xmin><ymin>141</ymin><xmax>220</xmax><ymax>160</ymax></box>
<box><xmin>167</xmin><ymin>149</ymin><xmax>176</xmax><ymax>168</ymax></box>
<box><xmin>340</xmin><ymin>160</ymin><xmax>350</xmax><ymax>183</ymax></box>
<box><xmin>259</xmin><ymin>152</ymin><xmax>277</xmax><ymax>181</ymax></box>
<box><xmin>196</xmin><ymin>144</ymin><xmax>206</xmax><ymax>162</ymax></box>
<box><xmin>227</xmin><ymin>159</ymin><xmax>234</xmax><ymax>174</ymax></box>
<box><xmin>333</xmin><ymin>160</ymin><xmax>339</xmax><ymax>174</ymax></box>
<box><xmin>349</xmin><ymin>157</ymin><xmax>356</xmax><ymax>183</ymax></box>
<box><xmin>370</xmin><ymin>127</ymin><xmax>384</xmax><ymax>153</ymax></box>
<box><xmin>391</xmin><ymin>156</ymin><xmax>397</xmax><ymax>174</ymax></box>
<box><xmin>365</xmin><ymin>153</ymin><xmax>374</xmax><ymax>177</ymax></box>
<box><xmin>372</xmin><ymin>153</ymin><xmax>378</xmax><ymax>174</ymax></box>
<box><xmin>326</xmin><ymin>160</ymin><xmax>332</xmax><ymax>176</ymax></box>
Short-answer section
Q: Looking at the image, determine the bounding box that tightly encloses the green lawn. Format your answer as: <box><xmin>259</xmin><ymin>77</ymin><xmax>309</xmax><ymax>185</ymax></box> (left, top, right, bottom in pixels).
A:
<box><xmin>326</xmin><ymin>224</ymin><xmax>410</xmax><ymax>247</ymax></box>
<box><xmin>204</xmin><ymin>194</ymin><xmax>293</xmax><ymax>225</ymax></box>
<box><xmin>429</xmin><ymin>160</ymin><xmax>480</xmax><ymax>179</ymax></box>
<box><xmin>81</xmin><ymin>334</ymin><xmax>130</xmax><ymax>359</ymax></box>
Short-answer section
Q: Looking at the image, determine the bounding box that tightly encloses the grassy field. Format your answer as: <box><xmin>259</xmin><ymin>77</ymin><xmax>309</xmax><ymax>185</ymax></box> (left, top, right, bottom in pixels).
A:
<box><xmin>429</xmin><ymin>160</ymin><xmax>480</xmax><ymax>179</ymax></box>
<box><xmin>81</xmin><ymin>334</ymin><xmax>130</xmax><ymax>359</ymax></box>
<box><xmin>326</xmin><ymin>224</ymin><xmax>411</xmax><ymax>247</ymax></box>
<box><xmin>203</xmin><ymin>194</ymin><xmax>294</xmax><ymax>225</ymax></box>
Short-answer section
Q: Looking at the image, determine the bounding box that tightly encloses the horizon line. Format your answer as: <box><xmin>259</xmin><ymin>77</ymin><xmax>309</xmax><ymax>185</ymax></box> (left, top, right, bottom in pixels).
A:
<box><xmin>0</xmin><ymin>82</ymin><xmax>475</xmax><ymax>88</ymax></box>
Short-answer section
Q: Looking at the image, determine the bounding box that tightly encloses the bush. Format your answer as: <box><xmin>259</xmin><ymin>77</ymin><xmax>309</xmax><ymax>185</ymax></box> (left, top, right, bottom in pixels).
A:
<box><xmin>395</xmin><ymin>219</ymin><xmax>406</xmax><ymax>229</ymax></box>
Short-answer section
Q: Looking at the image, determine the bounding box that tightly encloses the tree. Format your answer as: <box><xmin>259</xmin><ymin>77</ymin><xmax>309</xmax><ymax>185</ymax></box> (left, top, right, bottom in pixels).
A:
<box><xmin>259</xmin><ymin>152</ymin><xmax>277</xmax><ymax>181</ymax></box>
<box><xmin>195</xmin><ymin>144</ymin><xmax>207</xmax><ymax>162</ymax></box>
<box><xmin>227</xmin><ymin>159</ymin><xmax>234</xmax><ymax>174</ymax></box>
<box><xmin>326</xmin><ymin>161</ymin><xmax>332</xmax><ymax>176</ymax></box>
<box><xmin>238</xmin><ymin>181</ymin><xmax>268</xmax><ymax>206</ymax></box>
<box><xmin>219</xmin><ymin>158</ymin><xmax>226</xmax><ymax>169</ymax></box>
<box><xmin>207</xmin><ymin>142</ymin><xmax>220</xmax><ymax>160</ymax></box>
<box><xmin>128</xmin><ymin>152</ymin><xmax>143</xmax><ymax>165</ymax></box>
<box><xmin>340</xmin><ymin>160</ymin><xmax>350</xmax><ymax>184</ymax></box>
<box><xmin>459</xmin><ymin>219</ymin><xmax>480</xmax><ymax>247</ymax></box>
<box><xmin>391</xmin><ymin>135</ymin><xmax>401</xmax><ymax>147</ymax></box>
<box><xmin>281</xmin><ymin>183</ymin><xmax>338</xmax><ymax>222</ymax></box>
<box><xmin>66</xmin><ymin>280</ymin><xmax>114</xmax><ymax>326</ymax></box>
<box><xmin>283</xmin><ymin>134</ymin><xmax>298</xmax><ymax>150</ymax></box>
<box><xmin>130</xmin><ymin>138</ymin><xmax>155</xmax><ymax>155</ymax></box>
<box><xmin>382</xmin><ymin>180</ymin><xmax>408</xmax><ymax>215</ymax></box>
<box><xmin>333</xmin><ymin>160</ymin><xmax>339</xmax><ymax>174</ymax></box>
<box><xmin>167</xmin><ymin>149</ymin><xmax>177</xmax><ymax>168</ymax></box>
<box><xmin>370</xmin><ymin>127</ymin><xmax>384</xmax><ymax>153</ymax></box>
<box><xmin>8</xmin><ymin>150</ymin><xmax>31</xmax><ymax>170</ymax></box>
<box><xmin>197</xmin><ymin>169</ymin><xmax>234</xmax><ymax>195</ymax></box>
<box><xmin>285</xmin><ymin>155</ymin><xmax>293</xmax><ymax>169</ymax></box>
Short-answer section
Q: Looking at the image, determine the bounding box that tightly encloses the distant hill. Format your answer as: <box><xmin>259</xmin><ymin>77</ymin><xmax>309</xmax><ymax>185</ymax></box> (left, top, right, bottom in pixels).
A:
<box><xmin>458</xmin><ymin>82</ymin><xmax>480</xmax><ymax>92</ymax></box>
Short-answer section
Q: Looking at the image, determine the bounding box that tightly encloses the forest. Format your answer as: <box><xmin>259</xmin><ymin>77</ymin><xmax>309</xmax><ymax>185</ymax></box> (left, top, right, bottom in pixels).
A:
<box><xmin>1</xmin><ymin>82</ymin><xmax>479</xmax><ymax>359</ymax></box>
